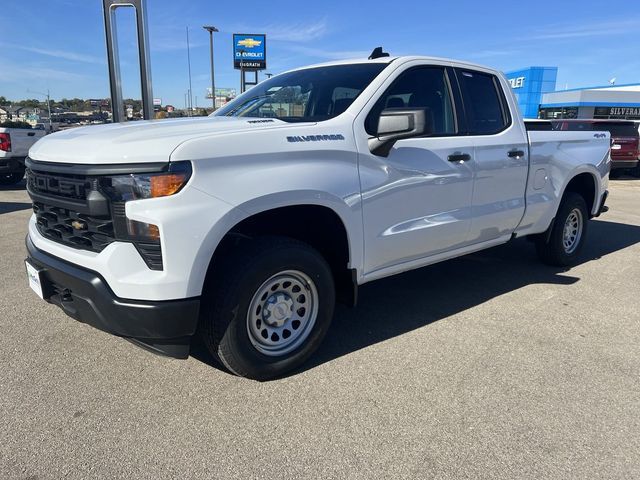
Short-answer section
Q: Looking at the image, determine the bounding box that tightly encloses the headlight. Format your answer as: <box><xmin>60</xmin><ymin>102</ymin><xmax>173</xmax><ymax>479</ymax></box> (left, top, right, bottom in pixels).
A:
<box><xmin>99</xmin><ymin>161</ymin><xmax>192</xmax><ymax>201</ymax></box>
<box><xmin>97</xmin><ymin>161</ymin><xmax>192</xmax><ymax>269</ymax></box>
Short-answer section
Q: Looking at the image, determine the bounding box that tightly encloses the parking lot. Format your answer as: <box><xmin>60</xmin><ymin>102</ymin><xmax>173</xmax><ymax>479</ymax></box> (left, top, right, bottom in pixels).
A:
<box><xmin>1</xmin><ymin>178</ymin><xmax>638</xmax><ymax>479</ymax></box>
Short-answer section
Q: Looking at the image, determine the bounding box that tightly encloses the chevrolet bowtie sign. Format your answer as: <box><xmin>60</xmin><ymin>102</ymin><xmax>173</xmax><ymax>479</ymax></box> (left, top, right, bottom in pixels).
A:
<box><xmin>233</xmin><ymin>34</ymin><xmax>267</xmax><ymax>70</ymax></box>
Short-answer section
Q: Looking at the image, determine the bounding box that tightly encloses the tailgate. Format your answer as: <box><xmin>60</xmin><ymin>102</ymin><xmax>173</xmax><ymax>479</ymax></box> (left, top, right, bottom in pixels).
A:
<box><xmin>3</xmin><ymin>129</ymin><xmax>44</xmax><ymax>157</ymax></box>
<box><xmin>610</xmin><ymin>136</ymin><xmax>638</xmax><ymax>158</ymax></box>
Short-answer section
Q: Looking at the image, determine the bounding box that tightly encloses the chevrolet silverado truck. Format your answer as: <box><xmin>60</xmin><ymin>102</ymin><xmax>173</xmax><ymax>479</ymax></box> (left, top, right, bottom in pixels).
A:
<box><xmin>0</xmin><ymin>125</ymin><xmax>45</xmax><ymax>185</ymax></box>
<box><xmin>24</xmin><ymin>53</ymin><xmax>610</xmax><ymax>380</ymax></box>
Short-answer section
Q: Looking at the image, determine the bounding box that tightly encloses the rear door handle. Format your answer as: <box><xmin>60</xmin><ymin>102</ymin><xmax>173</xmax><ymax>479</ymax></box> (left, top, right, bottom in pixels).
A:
<box><xmin>447</xmin><ymin>153</ymin><xmax>471</xmax><ymax>162</ymax></box>
<box><xmin>508</xmin><ymin>149</ymin><xmax>525</xmax><ymax>158</ymax></box>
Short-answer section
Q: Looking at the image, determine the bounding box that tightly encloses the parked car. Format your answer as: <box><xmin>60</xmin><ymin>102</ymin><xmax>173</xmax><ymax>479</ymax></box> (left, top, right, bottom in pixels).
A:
<box><xmin>553</xmin><ymin>119</ymin><xmax>639</xmax><ymax>175</ymax></box>
<box><xmin>0</xmin><ymin>124</ymin><xmax>45</xmax><ymax>185</ymax></box>
<box><xmin>25</xmin><ymin>53</ymin><xmax>610</xmax><ymax>379</ymax></box>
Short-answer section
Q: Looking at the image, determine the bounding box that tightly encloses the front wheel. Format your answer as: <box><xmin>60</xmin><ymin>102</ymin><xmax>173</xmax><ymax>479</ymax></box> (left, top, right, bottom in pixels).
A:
<box><xmin>199</xmin><ymin>236</ymin><xmax>335</xmax><ymax>380</ymax></box>
<box><xmin>535</xmin><ymin>192</ymin><xmax>589</xmax><ymax>266</ymax></box>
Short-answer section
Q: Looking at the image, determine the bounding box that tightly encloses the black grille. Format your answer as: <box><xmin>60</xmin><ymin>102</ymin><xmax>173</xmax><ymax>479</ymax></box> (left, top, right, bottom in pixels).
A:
<box><xmin>27</xmin><ymin>165</ymin><xmax>164</xmax><ymax>270</ymax></box>
<box><xmin>33</xmin><ymin>202</ymin><xmax>115</xmax><ymax>252</ymax></box>
<box><xmin>27</xmin><ymin>169</ymin><xmax>90</xmax><ymax>200</ymax></box>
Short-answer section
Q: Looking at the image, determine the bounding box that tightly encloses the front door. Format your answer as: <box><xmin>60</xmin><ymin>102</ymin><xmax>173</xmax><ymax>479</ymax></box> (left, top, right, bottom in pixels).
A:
<box><xmin>356</xmin><ymin>65</ymin><xmax>477</xmax><ymax>274</ymax></box>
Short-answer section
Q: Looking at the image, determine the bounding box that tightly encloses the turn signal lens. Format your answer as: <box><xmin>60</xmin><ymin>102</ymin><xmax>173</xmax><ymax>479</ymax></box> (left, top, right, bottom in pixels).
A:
<box><xmin>150</xmin><ymin>173</ymin><xmax>189</xmax><ymax>198</ymax></box>
<box><xmin>127</xmin><ymin>219</ymin><xmax>160</xmax><ymax>241</ymax></box>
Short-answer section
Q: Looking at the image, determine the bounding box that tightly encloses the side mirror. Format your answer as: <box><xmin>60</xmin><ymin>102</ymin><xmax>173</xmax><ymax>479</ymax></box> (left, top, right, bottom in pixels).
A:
<box><xmin>369</xmin><ymin>108</ymin><xmax>432</xmax><ymax>157</ymax></box>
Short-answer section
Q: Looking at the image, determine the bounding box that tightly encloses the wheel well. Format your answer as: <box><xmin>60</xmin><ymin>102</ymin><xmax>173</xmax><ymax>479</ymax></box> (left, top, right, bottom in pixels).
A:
<box><xmin>207</xmin><ymin>205</ymin><xmax>356</xmax><ymax>306</ymax></box>
<box><xmin>564</xmin><ymin>173</ymin><xmax>596</xmax><ymax>215</ymax></box>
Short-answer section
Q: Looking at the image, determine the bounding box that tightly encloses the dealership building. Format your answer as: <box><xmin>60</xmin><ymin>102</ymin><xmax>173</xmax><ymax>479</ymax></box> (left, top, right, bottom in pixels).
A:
<box><xmin>505</xmin><ymin>67</ymin><xmax>640</xmax><ymax>120</ymax></box>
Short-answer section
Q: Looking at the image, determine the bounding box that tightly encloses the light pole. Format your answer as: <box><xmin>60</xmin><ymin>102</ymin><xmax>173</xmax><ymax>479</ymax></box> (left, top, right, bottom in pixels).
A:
<box><xmin>186</xmin><ymin>26</ymin><xmax>193</xmax><ymax>116</ymax></box>
<box><xmin>28</xmin><ymin>88</ymin><xmax>52</xmax><ymax>132</ymax></box>
<box><xmin>203</xmin><ymin>25</ymin><xmax>218</xmax><ymax>110</ymax></box>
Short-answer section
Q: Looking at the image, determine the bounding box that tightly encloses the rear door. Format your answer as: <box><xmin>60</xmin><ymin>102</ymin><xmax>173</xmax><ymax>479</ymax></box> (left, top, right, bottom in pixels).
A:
<box><xmin>454</xmin><ymin>68</ymin><xmax>529</xmax><ymax>244</ymax></box>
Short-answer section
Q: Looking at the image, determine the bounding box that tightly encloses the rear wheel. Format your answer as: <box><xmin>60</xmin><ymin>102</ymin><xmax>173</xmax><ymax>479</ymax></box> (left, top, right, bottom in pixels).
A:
<box><xmin>535</xmin><ymin>192</ymin><xmax>589</xmax><ymax>266</ymax></box>
<box><xmin>199</xmin><ymin>236</ymin><xmax>335</xmax><ymax>380</ymax></box>
<box><xmin>0</xmin><ymin>169</ymin><xmax>25</xmax><ymax>185</ymax></box>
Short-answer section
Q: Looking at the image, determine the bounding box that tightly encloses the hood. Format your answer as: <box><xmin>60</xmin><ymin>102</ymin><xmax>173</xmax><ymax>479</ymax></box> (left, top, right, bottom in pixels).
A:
<box><xmin>28</xmin><ymin>116</ymin><xmax>298</xmax><ymax>164</ymax></box>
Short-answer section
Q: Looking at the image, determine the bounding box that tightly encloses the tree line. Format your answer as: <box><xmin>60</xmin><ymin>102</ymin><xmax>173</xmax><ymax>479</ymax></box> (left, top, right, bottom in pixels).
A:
<box><xmin>0</xmin><ymin>96</ymin><xmax>143</xmax><ymax>112</ymax></box>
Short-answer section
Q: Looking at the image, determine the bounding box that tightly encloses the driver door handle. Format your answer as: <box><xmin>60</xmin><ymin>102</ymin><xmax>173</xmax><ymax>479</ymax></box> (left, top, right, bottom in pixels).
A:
<box><xmin>447</xmin><ymin>153</ymin><xmax>471</xmax><ymax>162</ymax></box>
<box><xmin>508</xmin><ymin>149</ymin><xmax>525</xmax><ymax>158</ymax></box>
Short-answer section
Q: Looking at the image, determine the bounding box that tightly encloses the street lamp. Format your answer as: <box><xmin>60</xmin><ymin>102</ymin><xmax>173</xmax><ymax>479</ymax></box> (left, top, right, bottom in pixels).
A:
<box><xmin>203</xmin><ymin>25</ymin><xmax>218</xmax><ymax>110</ymax></box>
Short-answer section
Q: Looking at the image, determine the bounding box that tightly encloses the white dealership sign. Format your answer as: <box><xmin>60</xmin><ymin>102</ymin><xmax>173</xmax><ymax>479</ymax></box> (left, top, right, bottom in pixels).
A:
<box><xmin>509</xmin><ymin>76</ymin><xmax>525</xmax><ymax>89</ymax></box>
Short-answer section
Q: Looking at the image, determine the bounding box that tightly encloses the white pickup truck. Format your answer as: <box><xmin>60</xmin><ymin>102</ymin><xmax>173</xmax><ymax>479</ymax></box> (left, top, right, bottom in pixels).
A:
<box><xmin>0</xmin><ymin>126</ymin><xmax>45</xmax><ymax>185</ymax></box>
<box><xmin>24</xmin><ymin>54</ymin><xmax>610</xmax><ymax>379</ymax></box>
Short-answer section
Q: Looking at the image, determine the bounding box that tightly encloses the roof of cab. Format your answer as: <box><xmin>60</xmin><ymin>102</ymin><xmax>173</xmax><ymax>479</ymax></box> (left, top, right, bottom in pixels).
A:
<box><xmin>285</xmin><ymin>55</ymin><xmax>499</xmax><ymax>75</ymax></box>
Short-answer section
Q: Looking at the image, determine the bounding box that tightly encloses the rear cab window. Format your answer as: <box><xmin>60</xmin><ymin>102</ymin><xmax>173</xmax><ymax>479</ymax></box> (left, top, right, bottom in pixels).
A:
<box><xmin>455</xmin><ymin>69</ymin><xmax>511</xmax><ymax>135</ymax></box>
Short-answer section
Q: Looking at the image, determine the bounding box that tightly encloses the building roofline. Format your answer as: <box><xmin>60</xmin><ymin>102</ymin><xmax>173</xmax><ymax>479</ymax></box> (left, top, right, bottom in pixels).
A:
<box><xmin>540</xmin><ymin>101</ymin><xmax>640</xmax><ymax>108</ymax></box>
<box><xmin>550</xmin><ymin>82</ymin><xmax>640</xmax><ymax>94</ymax></box>
<box><xmin>505</xmin><ymin>66</ymin><xmax>557</xmax><ymax>72</ymax></box>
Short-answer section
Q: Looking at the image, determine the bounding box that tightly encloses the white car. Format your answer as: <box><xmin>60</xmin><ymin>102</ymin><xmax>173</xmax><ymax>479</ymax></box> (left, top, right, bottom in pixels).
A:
<box><xmin>24</xmin><ymin>53</ymin><xmax>610</xmax><ymax>379</ymax></box>
<box><xmin>0</xmin><ymin>126</ymin><xmax>45</xmax><ymax>184</ymax></box>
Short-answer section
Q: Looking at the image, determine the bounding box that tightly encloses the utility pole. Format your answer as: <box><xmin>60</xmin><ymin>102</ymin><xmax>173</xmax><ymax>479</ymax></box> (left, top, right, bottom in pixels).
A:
<box><xmin>203</xmin><ymin>25</ymin><xmax>218</xmax><ymax>110</ymax></box>
<box><xmin>28</xmin><ymin>88</ymin><xmax>52</xmax><ymax>132</ymax></box>
<box><xmin>186</xmin><ymin>26</ymin><xmax>193</xmax><ymax>116</ymax></box>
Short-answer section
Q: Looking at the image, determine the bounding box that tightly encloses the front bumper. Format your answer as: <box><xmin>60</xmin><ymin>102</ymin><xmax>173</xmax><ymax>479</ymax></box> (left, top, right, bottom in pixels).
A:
<box><xmin>26</xmin><ymin>235</ymin><xmax>200</xmax><ymax>358</ymax></box>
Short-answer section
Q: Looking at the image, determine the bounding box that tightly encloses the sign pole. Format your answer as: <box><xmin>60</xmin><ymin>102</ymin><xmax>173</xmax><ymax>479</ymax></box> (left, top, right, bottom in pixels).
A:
<box><xmin>102</xmin><ymin>0</ymin><xmax>154</xmax><ymax>122</ymax></box>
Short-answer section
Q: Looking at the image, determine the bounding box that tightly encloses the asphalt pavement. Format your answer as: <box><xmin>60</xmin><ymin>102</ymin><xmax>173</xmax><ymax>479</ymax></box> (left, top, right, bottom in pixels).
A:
<box><xmin>1</xmin><ymin>178</ymin><xmax>639</xmax><ymax>479</ymax></box>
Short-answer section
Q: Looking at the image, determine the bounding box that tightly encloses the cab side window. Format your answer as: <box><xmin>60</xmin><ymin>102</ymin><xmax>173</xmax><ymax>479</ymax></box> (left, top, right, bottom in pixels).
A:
<box><xmin>456</xmin><ymin>70</ymin><xmax>510</xmax><ymax>135</ymax></box>
<box><xmin>365</xmin><ymin>67</ymin><xmax>456</xmax><ymax>136</ymax></box>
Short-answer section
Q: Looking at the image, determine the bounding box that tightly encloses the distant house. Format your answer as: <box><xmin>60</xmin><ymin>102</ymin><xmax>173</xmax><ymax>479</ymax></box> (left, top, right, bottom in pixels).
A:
<box><xmin>0</xmin><ymin>106</ymin><xmax>48</xmax><ymax>126</ymax></box>
<box><xmin>0</xmin><ymin>106</ymin><xmax>24</xmax><ymax>123</ymax></box>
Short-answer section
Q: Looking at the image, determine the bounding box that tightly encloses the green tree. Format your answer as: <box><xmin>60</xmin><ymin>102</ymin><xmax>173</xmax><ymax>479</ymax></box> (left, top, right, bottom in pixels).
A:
<box><xmin>0</xmin><ymin>120</ymin><xmax>32</xmax><ymax>129</ymax></box>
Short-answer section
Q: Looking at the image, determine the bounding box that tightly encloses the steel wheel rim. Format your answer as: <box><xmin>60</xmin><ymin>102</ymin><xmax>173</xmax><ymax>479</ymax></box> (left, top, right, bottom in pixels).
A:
<box><xmin>246</xmin><ymin>270</ymin><xmax>319</xmax><ymax>357</ymax></box>
<box><xmin>562</xmin><ymin>208</ymin><xmax>583</xmax><ymax>254</ymax></box>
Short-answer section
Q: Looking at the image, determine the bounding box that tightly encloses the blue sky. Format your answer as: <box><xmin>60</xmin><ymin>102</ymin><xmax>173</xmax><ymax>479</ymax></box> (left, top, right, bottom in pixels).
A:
<box><xmin>2</xmin><ymin>0</ymin><xmax>640</xmax><ymax>107</ymax></box>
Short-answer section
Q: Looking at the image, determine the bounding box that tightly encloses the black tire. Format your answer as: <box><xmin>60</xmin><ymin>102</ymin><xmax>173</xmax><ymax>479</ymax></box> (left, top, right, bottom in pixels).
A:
<box><xmin>535</xmin><ymin>192</ymin><xmax>589</xmax><ymax>267</ymax></box>
<box><xmin>0</xmin><ymin>170</ymin><xmax>25</xmax><ymax>185</ymax></box>
<box><xmin>199</xmin><ymin>236</ymin><xmax>335</xmax><ymax>380</ymax></box>
<box><xmin>631</xmin><ymin>165</ymin><xmax>640</xmax><ymax>178</ymax></box>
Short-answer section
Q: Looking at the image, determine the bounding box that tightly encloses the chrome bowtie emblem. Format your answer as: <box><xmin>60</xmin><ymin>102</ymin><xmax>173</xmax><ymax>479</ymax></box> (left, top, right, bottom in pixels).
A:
<box><xmin>71</xmin><ymin>220</ymin><xmax>87</xmax><ymax>230</ymax></box>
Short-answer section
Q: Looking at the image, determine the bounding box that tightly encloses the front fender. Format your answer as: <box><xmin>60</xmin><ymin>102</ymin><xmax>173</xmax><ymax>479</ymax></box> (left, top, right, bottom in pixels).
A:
<box><xmin>188</xmin><ymin>190</ymin><xmax>364</xmax><ymax>297</ymax></box>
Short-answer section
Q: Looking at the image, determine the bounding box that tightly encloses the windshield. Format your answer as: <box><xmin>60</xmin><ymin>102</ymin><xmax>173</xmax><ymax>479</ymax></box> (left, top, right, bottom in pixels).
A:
<box><xmin>214</xmin><ymin>63</ymin><xmax>388</xmax><ymax>122</ymax></box>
